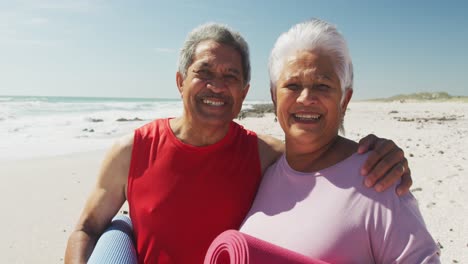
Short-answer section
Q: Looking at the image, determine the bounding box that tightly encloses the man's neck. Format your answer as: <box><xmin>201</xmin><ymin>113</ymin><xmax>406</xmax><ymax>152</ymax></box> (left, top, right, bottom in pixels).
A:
<box><xmin>169</xmin><ymin>116</ymin><xmax>231</xmax><ymax>147</ymax></box>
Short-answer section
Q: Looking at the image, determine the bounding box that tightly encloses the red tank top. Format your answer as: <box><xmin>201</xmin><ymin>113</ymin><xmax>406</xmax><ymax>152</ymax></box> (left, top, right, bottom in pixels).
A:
<box><xmin>127</xmin><ymin>118</ymin><xmax>262</xmax><ymax>264</ymax></box>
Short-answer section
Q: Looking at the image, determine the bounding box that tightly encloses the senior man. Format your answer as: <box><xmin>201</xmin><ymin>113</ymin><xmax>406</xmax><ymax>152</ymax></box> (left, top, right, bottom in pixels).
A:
<box><xmin>65</xmin><ymin>23</ymin><xmax>412</xmax><ymax>264</ymax></box>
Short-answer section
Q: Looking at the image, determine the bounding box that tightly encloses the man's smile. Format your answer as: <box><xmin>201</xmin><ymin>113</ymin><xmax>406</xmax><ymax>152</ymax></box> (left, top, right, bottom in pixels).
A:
<box><xmin>202</xmin><ymin>98</ymin><xmax>226</xmax><ymax>106</ymax></box>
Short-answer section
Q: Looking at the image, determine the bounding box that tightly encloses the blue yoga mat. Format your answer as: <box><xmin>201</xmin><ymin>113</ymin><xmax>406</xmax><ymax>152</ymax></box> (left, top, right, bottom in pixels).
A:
<box><xmin>87</xmin><ymin>214</ymin><xmax>138</xmax><ymax>264</ymax></box>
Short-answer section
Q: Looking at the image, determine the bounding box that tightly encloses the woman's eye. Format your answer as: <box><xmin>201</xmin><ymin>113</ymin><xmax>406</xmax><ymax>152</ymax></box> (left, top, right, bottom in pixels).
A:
<box><xmin>285</xmin><ymin>84</ymin><xmax>300</xmax><ymax>91</ymax></box>
<box><xmin>316</xmin><ymin>84</ymin><xmax>330</xmax><ymax>90</ymax></box>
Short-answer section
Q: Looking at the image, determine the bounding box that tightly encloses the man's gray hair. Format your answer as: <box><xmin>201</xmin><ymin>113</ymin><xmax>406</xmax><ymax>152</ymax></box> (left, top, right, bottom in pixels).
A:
<box><xmin>178</xmin><ymin>23</ymin><xmax>251</xmax><ymax>86</ymax></box>
<box><xmin>269</xmin><ymin>19</ymin><xmax>353</xmax><ymax>99</ymax></box>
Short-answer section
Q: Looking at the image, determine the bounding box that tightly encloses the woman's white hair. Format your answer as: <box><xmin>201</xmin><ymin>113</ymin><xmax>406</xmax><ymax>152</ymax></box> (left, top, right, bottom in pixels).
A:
<box><xmin>269</xmin><ymin>19</ymin><xmax>354</xmax><ymax>102</ymax></box>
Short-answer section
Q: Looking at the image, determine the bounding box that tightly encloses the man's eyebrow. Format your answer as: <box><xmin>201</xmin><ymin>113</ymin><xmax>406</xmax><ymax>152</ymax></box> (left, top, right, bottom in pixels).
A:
<box><xmin>193</xmin><ymin>62</ymin><xmax>241</xmax><ymax>75</ymax></box>
<box><xmin>196</xmin><ymin>62</ymin><xmax>211</xmax><ymax>69</ymax></box>
<box><xmin>226</xmin><ymin>68</ymin><xmax>241</xmax><ymax>75</ymax></box>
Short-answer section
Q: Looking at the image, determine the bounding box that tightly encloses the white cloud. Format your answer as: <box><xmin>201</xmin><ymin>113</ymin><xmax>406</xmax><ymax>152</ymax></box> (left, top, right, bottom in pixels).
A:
<box><xmin>23</xmin><ymin>17</ymin><xmax>49</xmax><ymax>26</ymax></box>
<box><xmin>0</xmin><ymin>0</ymin><xmax>104</xmax><ymax>48</ymax></box>
<box><xmin>0</xmin><ymin>11</ymin><xmax>52</xmax><ymax>47</ymax></box>
<box><xmin>0</xmin><ymin>37</ymin><xmax>58</xmax><ymax>47</ymax></box>
<box><xmin>18</xmin><ymin>0</ymin><xmax>103</xmax><ymax>12</ymax></box>
<box><xmin>154</xmin><ymin>47</ymin><xmax>176</xmax><ymax>53</ymax></box>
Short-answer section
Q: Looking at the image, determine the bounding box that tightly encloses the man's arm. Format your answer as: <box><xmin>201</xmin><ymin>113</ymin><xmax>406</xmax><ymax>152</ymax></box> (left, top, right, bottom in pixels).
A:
<box><xmin>65</xmin><ymin>134</ymin><xmax>133</xmax><ymax>264</ymax></box>
<box><xmin>257</xmin><ymin>134</ymin><xmax>284</xmax><ymax>175</ymax></box>
<box><xmin>357</xmin><ymin>134</ymin><xmax>412</xmax><ymax>196</ymax></box>
<box><xmin>257</xmin><ymin>133</ymin><xmax>412</xmax><ymax>195</ymax></box>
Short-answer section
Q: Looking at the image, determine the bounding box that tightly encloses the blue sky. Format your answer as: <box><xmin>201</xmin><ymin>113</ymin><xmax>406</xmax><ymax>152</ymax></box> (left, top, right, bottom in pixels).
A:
<box><xmin>0</xmin><ymin>0</ymin><xmax>467</xmax><ymax>100</ymax></box>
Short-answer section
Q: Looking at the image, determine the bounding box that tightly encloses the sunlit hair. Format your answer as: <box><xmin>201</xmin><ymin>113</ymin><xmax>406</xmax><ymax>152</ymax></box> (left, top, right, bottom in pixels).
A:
<box><xmin>178</xmin><ymin>23</ymin><xmax>251</xmax><ymax>86</ymax></box>
<box><xmin>269</xmin><ymin>18</ymin><xmax>354</xmax><ymax>101</ymax></box>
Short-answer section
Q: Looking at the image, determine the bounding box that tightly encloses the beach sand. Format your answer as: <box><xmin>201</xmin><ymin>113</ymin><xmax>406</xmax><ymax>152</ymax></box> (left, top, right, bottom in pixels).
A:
<box><xmin>0</xmin><ymin>101</ymin><xmax>466</xmax><ymax>263</ymax></box>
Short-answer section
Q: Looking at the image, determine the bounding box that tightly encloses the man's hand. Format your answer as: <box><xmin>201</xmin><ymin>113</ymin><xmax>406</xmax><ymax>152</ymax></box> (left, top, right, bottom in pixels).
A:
<box><xmin>357</xmin><ymin>134</ymin><xmax>412</xmax><ymax>196</ymax></box>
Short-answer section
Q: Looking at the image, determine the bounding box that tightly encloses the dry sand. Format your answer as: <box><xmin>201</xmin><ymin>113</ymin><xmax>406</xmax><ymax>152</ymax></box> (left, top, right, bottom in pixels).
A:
<box><xmin>0</xmin><ymin>101</ymin><xmax>466</xmax><ymax>263</ymax></box>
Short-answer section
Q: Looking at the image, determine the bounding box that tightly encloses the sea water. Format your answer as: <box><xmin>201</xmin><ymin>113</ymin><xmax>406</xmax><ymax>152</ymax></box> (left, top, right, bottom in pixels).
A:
<box><xmin>0</xmin><ymin>96</ymin><xmax>264</xmax><ymax>161</ymax></box>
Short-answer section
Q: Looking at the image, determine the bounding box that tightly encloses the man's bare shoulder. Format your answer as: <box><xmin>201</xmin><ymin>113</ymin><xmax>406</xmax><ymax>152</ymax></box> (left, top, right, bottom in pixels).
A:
<box><xmin>111</xmin><ymin>133</ymin><xmax>134</xmax><ymax>158</ymax></box>
<box><xmin>98</xmin><ymin>133</ymin><xmax>134</xmax><ymax>189</ymax></box>
<box><xmin>257</xmin><ymin>134</ymin><xmax>284</xmax><ymax>152</ymax></box>
<box><xmin>105</xmin><ymin>133</ymin><xmax>134</xmax><ymax>164</ymax></box>
<box><xmin>256</xmin><ymin>134</ymin><xmax>284</xmax><ymax>174</ymax></box>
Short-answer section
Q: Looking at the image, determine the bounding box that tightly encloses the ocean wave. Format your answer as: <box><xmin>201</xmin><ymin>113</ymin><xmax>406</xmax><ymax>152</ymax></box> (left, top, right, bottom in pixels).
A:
<box><xmin>2</xmin><ymin>101</ymin><xmax>176</xmax><ymax>117</ymax></box>
<box><xmin>0</xmin><ymin>97</ymin><xmax>13</xmax><ymax>102</ymax></box>
<box><xmin>0</xmin><ymin>97</ymin><xmax>180</xmax><ymax>159</ymax></box>
<box><xmin>0</xmin><ymin>114</ymin><xmax>17</xmax><ymax>121</ymax></box>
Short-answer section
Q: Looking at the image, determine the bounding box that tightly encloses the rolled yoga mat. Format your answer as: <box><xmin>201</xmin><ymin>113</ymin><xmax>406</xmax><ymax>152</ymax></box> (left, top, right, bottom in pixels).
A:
<box><xmin>204</xmin><ymin>230</ymin><xmax>329</xmax><ymax>264</ymax></box>
<box><xmin>87</xmin><ymin>214</ymin><xmax>138</xmax><ymax>264</ymax></box>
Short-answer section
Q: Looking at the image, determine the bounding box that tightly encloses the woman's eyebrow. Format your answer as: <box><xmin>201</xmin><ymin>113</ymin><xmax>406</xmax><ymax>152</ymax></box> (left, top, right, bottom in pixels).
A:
<box><xmin>316</xmin><ymin>74</ymin><xmax>332</xmax><ymax>81</ymax></box>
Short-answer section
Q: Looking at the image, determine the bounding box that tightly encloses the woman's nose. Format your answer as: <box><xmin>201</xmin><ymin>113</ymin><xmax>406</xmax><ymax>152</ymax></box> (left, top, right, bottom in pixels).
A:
<box><xmin>297</xmin><ymin>88</ymin><xmax>317</xmax><ymax>105</ymax></box>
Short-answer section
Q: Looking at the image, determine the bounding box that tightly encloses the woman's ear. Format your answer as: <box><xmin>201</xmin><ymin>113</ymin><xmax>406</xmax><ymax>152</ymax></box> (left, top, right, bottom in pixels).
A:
<box><xmin>270</xmin><ymin>85</ymin><xmax>277</xmax><ymax>116</ymax></box>
<box><xmin>341</xmin><ymin>88</ymin><xmax>353</xmax><ymax>115</ymax></box>
<box><xmin>339</xmin><ymin>88</ymin><xmax>353</xmax><ymax>135</ymax></box>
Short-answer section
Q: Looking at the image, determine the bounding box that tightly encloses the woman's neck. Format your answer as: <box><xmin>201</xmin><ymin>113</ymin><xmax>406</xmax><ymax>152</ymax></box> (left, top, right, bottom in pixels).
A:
<box><xmin>285</xmin><ymin>136</ymin><xmax>357</xmax><ymax>173</ymax></box>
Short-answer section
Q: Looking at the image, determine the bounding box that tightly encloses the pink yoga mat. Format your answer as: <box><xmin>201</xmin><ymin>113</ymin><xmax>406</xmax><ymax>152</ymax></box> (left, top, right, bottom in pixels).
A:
<box><xmin>204</xmin><ymin>230</ymin><xmax>329</xmax><ymax>264</ymax></box>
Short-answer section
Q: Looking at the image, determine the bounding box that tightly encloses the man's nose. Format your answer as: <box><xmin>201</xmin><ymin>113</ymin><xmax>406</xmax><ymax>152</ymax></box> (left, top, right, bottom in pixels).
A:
<box><xmin>206</xmin><ymin>76</ymin><xmax>228</xmax><ymax>93</ymax></box>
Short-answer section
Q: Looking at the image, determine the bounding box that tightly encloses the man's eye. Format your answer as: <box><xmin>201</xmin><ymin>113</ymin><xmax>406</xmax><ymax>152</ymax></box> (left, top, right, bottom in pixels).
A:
<box><xmin>224</xmin><ymin>74</ymin><xmax>238</xmax><ymax>81</ymax></box>
<box><xmin>195</xmin><ymin>69</ymin><xmax>211</xmax><ymax>78</ymax></box>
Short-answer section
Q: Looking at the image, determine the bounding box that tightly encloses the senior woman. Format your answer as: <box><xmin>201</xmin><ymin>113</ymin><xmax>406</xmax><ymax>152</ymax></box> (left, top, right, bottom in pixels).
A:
<box><xmin>240</xmin><ymin>19</ymin><xmax>440</xmax><ymax>263</ymax></box>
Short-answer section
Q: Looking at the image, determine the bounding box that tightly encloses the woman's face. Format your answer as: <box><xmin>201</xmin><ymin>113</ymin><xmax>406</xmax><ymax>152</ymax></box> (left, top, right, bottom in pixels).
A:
<box><xmin>275</xmin><ymin>50</ymin><xmax>352</xmax><ymax>147</ymax></box>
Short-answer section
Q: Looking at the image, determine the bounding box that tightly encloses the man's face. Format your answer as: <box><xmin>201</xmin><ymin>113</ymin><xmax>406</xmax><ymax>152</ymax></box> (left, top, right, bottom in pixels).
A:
<box><xmin>177</xmin><ymin>40</ymin><xmax>250</xmax><ymax>127</ymax></box>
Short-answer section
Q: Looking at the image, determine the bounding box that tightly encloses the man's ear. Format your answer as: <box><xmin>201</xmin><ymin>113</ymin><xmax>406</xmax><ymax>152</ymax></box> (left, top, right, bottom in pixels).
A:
<box><xmin>241</xmin><ymin>84</ymin><xmax>250</xmax><ymax>100</ymax></box>
<box><xmin>341</xmin><ymin>88</ymin><xmax>353</xmax><ymax>115</ymax></box>
<box><xmin>176</xmin><ymin>72</ymin><xmax>184</xmax><ymax>96</ymax></box>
